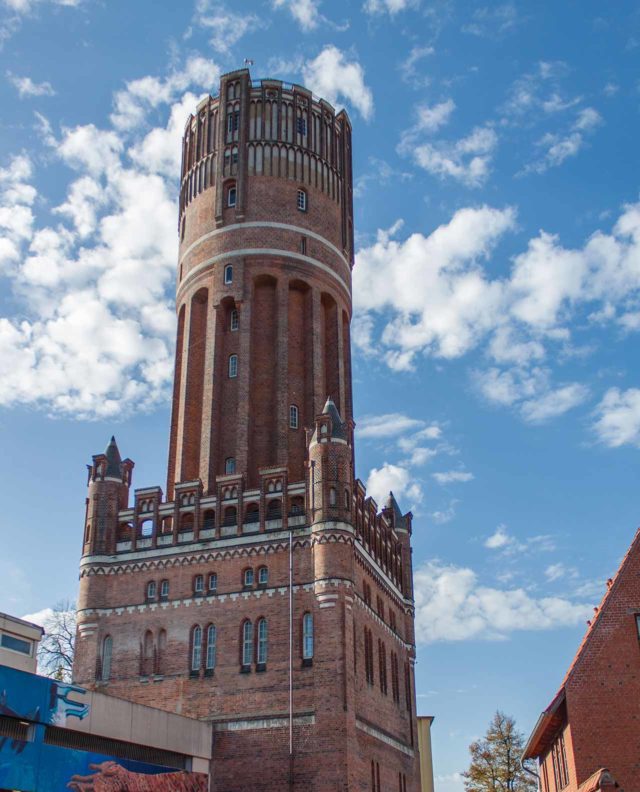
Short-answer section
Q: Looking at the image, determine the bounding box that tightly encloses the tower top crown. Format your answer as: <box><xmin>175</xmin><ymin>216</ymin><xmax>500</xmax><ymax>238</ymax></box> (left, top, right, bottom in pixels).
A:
<box><xmin>311</xmin><ymin>397</ymin><xmax>350</xmax><ymax>445</ymax></box>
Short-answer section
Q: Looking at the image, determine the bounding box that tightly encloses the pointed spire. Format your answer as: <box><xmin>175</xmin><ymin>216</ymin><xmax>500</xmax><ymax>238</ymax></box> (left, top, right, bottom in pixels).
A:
<box><xmin>384</xmin><ymin>490</ymin><xmax>408</xmax><ymax>530</ymax></box>
<box><xmin>320</xmin><ymin>397</ymin><xmax>348</xmax><ymax>441</ymax></box>
<box><xmin>104</xmin><ymin>435</ymin><xmax>123</xmax><ymax>478</ymax></box>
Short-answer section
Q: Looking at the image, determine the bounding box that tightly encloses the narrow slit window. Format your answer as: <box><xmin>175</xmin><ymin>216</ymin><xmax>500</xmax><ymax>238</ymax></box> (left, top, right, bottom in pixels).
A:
<box><xmin>300</xmin><ymin>236</ymin><xmax>307</xmax><ymax>255</ymax></box>
<box><xmin>191</xmin><ymin>626</ymin><xmax>202</xmax><ymax>671</ymax></box>
<box><xmin>206</xmin><ymin>625</ymin><xmax>217</xmax><ymax>670</ymax></box>
<box><xmin>242</xmin><ymin>620</ymin><xmax>253</xmax><ymax>666</ymax></box>
<box><xmin>228</xmin><ymin>354</ymin><xmax>238</xmax><ymax>378</ymax></box>
<box><xmin>303</xmin><ymin>613</ymin><xmax>313</xmax><ymax>660</ymax></box>
<box><xmin>101</xmin><ymin>636</ymin><xmax>112</xmax><ymax>681</ymax></box>
<box><xmin>289</xmin><ymin>404</ymin><xmax>299</xmax><ymax>429</ymax></box>
<box><xmin>257</xmin><ymin>618</ymin><xmax>268</xmax><ymax>665</ymax></box>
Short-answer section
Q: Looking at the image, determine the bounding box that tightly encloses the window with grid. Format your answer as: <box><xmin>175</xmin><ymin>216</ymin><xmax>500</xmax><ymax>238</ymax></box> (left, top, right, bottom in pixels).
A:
<box><xmin>257</xmin><ymin>618</ymin><xmax>268</xmax><ymax>666</ymax></box>
<box><xmin>242</xmin><ymin>620</ymin><xmax>253</xmax><ymax>667</ymax></box>
<box><xmin>303</xmin><ymin>613</ymin><xmax>314</xmax><ymax>660</ymax></box>
<box><xmin>160</xmin><ymin>579</ymin><xmax>169</xmax><ymax>599</ymax></box>
<box><xmin>289</xmin><ymin>404</ymin><xmax>299</xmax><ymax>429</ymax></box>
<box><xmin>297</xmin><ymin>189</ymin><xmax>307</xmax><ymax>212</ymax></box>
<box><xmin>191</xmin><ymin>626</ymin><xmax>202</xmax><ymax>671</ymax></box>
<box><xmin>230</xmin><ymin>309</ymin><xmax>239</xmax><ymax>331</ymax></box>
<box><xmin>228</xmin><ymin>355</ymin><xmax>238</xmax><ymax>378</ymax></box>
<box><xmin>208</xmin><ymin>573</ymin><xmax>217</xmax><ymax>592</ymax></box>
<box><xmin>206</xmin><ymin>625</ymin><xmax>217</xmax><ymax>670</ymax></box>
<box><xmin>194</xmin><ymin>575</ymin><xmax>204</xmax><ymax>595</ymax></box>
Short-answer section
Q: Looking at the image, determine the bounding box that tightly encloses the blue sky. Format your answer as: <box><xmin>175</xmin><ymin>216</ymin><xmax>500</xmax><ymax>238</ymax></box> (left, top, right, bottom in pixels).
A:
<box><xmin>1</xmin><ymin>0</ymin><xmax>639</xmax><ymax>787</ymax></box>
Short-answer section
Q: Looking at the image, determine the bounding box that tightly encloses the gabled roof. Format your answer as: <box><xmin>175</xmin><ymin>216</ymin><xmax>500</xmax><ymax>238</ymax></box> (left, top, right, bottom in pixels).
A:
<box><xmin>523</xmin><ymin>528</ymin><xmax>640</xmax><ymax>760</ymax></box>
<box><xmin>576</xmin><ymin>768</ymin><xmax>618</xmax><ymax>792</ymax></box>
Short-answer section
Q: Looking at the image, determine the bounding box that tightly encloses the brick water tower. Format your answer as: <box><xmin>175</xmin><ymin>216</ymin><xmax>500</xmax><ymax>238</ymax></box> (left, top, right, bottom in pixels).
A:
<box><xmin>73</xmin><ymin>69</ymin><xmax>421</xmax><ymax>792</ymax></box>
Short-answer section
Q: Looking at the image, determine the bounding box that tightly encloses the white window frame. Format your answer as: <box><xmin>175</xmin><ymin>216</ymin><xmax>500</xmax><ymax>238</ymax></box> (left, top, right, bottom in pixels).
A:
<box><xmin>224</xmin><ymin>264</ymin><xmax>233</xmax><ymax>284</ymax></box>
<box><xmin>160</xmin><ymin>579</ymin><xmax>169</xmax><ymax>598</ymax></box>
<box><xmin>242</xmin><ymin>620</ymin><xmax>253</xmax><ymax>666</ymax></box>
<box><xmin>0</xmin><ymin>632</ymin><xmax>33</xmax><ymax>657</ymax></box>
<box><xmin>289</xmin><ymin>404</ymin><xmax>299</xmax><ymax>429</ymax></box>
<box><xmin>228</xmin><ymin>354</ymin><xmax>238</xmax><ymax>378</ymax></box>
<box><xmin>102</xmin><ymin>635</ymin><xmax>112</xmax><ymax>680</ymax></box>
<box><xmin>227</xmin><ymin>185</ymin><xmax>237</xmax><ymax>207</ymax></box>
<box><xmin>208</xmin><ymin>572</ymin><xmax>218</xmax><ymax>592</ymax></box>
<box><xmin>192</xmin><ymin>626</ymin><xmax>202</xmax><ymax>671</ymax></box>
<box><xmin>244</xmin><ymin>568</ymin><xmax>254</xmax><ymax>587</ymax></box>
<box><xmin>297</xmin><ymin>189</ymin><xmax>307</xmax><ymax>212</ymax></box>
<box><xmin>258</xmin><ymin>567</ymin><xmax>268</xmax><ymax>585</ymax></box>
<box><xmin>206</xmin><ymin>625</ymin><xmax>217</xmax><ymax>670</ymax></box>
<box><xmin>230</xmin><ymin>309</ymin><xmax>239</xmax><ymax>331</ymax></box>
<box><xmin>257</xmin><ymin>618</ymin><xmax>268</xmax><ymax>665</ymax></box>
<box><xmin>147</xmin><ymin>581</ymin><xmax>156</xmax><ymax>599</ymax></box>
<box><xmin>194</xmin><ymin>574</ymin><xmax>204</xmax><ymax>594</ymax></box>
<box><xmin>303</xmin><ymin>613</ymin><xmax>313</xmax><ymax>660</ymax></box>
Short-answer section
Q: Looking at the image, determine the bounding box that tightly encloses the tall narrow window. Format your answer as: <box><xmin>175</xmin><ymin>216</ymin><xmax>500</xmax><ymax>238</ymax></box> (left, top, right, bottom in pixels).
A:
<box><xmin>289</xmin><ymin>404</ymin><xmax>299</xmax><ymax>429</ymax></box>
<box><xmin>146</xmin><ymin>581</ymin><xmax>156</xmax><ymax>600</ymax></box>
<box><xmin>227</xmin><ymin>185</ymin><xmax>236</xmax><ymax>207</ymax></box>
<box><xmin>224</xmin><ymin>264</ymin><xmax>233</xmax><ymax>284</ymax></box>
<box><xmin>243</xmin><ymin>568</ymin><xmax>254</xmax><ymax>587</ymax></box>
<box><xmin>208</xmin><ymin>572</ymin><xmax>217</xmax><ymax>592</ymax></box>
<box><xmin>242</xmin><ymin>620</ymin><xmax>253</xmax><ymax>667</ymax></box>
<box><xmin>230</xmin><ymin>309</ymin><xmax>239</xmax><ymax>331</ymax></box>
<box><xmin>160</xmin><ymin>579</ymin><xmax>169</xmax><ymax>599</ymax></box>
<box><xmin>257</xmin><ymin>618</ymin><xmax>268</xmax><ymax>666</ymax></box>
<box><xmin>228</xmin><ymin>354</ymin><xmax>238</xmax><ymax>378</ymax></box>
<box><xmin>194</xmin><ymin>574</ymin><xmax>204</xmax><ymax>595</ymax></box>
<box><xmin>329</xmin><ymin>487</ymin><xmax>337</xmax><ymax>506</ymax></box>
<box><xmin>191</xmin><ymin>626</ymin><xmax>202</xmax><ymax>672</ymax></box>
<box><xmin>258</xmin><ymin>566</ymin><xmax>268</xmax><ymax>586</ymax></box>
<box><xmin>101</xmin><ymin>636</ymin><xmax>112</xmax><ymax>682</ymax></box>
<box><xmin>206</xmin><ymin>625</ymin><xmax>217</xmax><ymax>671</ymax></box>
<box><xmin>297</xmin><ymin>189</ymin><xmax>307</xmax><ymax>212</ymax></box>
<box><xmin>300</xmin><ymin>237</ymin><xmax>307</xmax><ymax>255</ymax></box>
<box><xmin>303</xmin><ymin>613</ymin><xmax>314</xmax><ymax>660</ymax></box>
<box><xmin>225</xmin><ymin>457</ymin><xmax>236</xmax><ymax>474</ymax></box>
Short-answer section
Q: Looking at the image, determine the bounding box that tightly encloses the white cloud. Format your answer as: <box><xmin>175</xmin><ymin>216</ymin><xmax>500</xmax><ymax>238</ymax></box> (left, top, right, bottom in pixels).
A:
<box><xmin>0</xmin><ymin>154</ymin><xmax>36</xmax><ymax>268</ymax></box>
<box><xmin>272</xmin><ymin>0</ymin><xmax>320</xmax><ymax>29</ymax></box>
<box><xmin>432</xmin><ymin>470</ymin><xmax>474</xmax><ymax>484</ymax></box>
<box><xmin>545</xmin><ymin>563</ymin><xmax>578</xmax><ymax>582</ymax></box>
<box><xmin>366</xmin><ymin>462</ymin><xmax>423</xmax><ymax>507</ymax></box>
<box><xmin>364</xmin><ymin>0</ymin><xmax>413</xmax><ymax>16</ymax></box>
<box><xmin>485</xmin><ymin>524</ymin><xmax>512</xmax><ymax>549</ymax></box>
<box><xmin>407</xmin><ymin>125</ymin><xmax>498</xmax><ymax>187</ymax></box>
<box><xmin>525</xmin><ymin>107</ymin><xmax>602</xmax><ymax>174</ymax></box>
<box><xmin>414</xmin><ymin>559</ymin><xmax>592</xmax><ymax>643</ymax></box>
<box><xmin>593</xmin><ymin>388</ymin><xmax>640</xmax><ymax>448</ymax></box>
<box><xmin>2</xmin><ymin>0</ymin><xmax>82</xmax><ymax>13</ymax></box>
<box><xmin>7</xmin><ymin>72</ymin><xmax>55</xmax><ymax>97</ymax></box>
<box><xmin>110</xmin><ymin>56</ymin><xmax>219</xmax><ymax>131</ymax></box>
<box><xmin>302</xmin><ymin>46</ymin><xmax>373</xmax><ymax>120</ymax></box>
<box><xmin>401</xmin><ymin>46</ymin><xmax>435</xmax><ymax>86</ymax></box>
<box><xmin>358</xmin><ymin>412</ymin><xmax>426</xmax><ymax>439</ymax></box>
<box><xmin>413</xmin><ymin>99</ymin><xmax>455</xmax><ymax>132</ymax></box>
<box><xmin>461</xmin><ymin>3</ymin><xmax>521</xmax><ymax>38</ymax></box>
<box><xmin>520</xmin><ymin>382</ymin><xmax>589</xmax><ymax>423</ymax></box>
<box><xmin>430</xmin><ymin>501</ymin><xmax>458</xmax><ymax>524</ymax></box>
<box><xmin>194</xmin><ymin>0</ymin><xmax>264</xmax><ymax>49</ymax></box>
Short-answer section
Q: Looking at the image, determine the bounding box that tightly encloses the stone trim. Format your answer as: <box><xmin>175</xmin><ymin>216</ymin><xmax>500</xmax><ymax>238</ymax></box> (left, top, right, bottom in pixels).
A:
<box><xmin>355</xmin><ymin>717</ymin><xmax>414</xmax><ymax>758</ymax></box>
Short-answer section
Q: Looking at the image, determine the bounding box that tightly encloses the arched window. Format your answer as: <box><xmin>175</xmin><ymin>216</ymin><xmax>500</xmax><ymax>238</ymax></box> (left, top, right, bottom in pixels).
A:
<box><xmin>227</xmin><ymin>184</ymin><xmax>237</xmax><ymax>207</ymax></box>
<box><xmin>206</xmin><ymin>625</ymin><xmax>217</xmax><ymax>671</ymax></box>
<box><xmin>243</xmin><ymin>568</ymin><xmax>254</xmax><ymax>587</ymax></box>
<box><xmin>160</xmin><ymin>579</ymin><xmax>169</xmax><ymax>599</ymax></box>
<box><xmin>289</xmin><ymin>404</ymin><xmax>299</xmax><ymax>429</ymax></box>
<box><xmin>143</xmin><ymin>630</ymin><xmax>154</xmax><ymax>677</ymax></box>
<box><xmin>146</xmin><ymin>581</ymin><xmax>156</xmax><ymax>600</ymax></box>
<box><xmin>203</xmin><ymin>509</ymin><xmax>215</xmax><ymax>531</ymax></box>
<box><xmin>225</xmin><ymin>457</ymin><xmax>236</xmax><ymax>474</ymax></box>
<box><xmin>208</xmin><ymin>572</ymin><xmax>217</xmax><ymax>592</ymax></box>
<box><xmin>266</xmin><ymin>499</ymin><xmax>282</xmax><ymax>520</ymax></box>
<box><xmin>230</xmin><ymin>308</ymin><xmax>239</xmax><ymax>331</ymax></box>
<box><xmin>223</xmin><ymin>506</ymin><xmax>237</xmax><ymax>526</ymax></box>
<box><xmin>228</xmin><ymin>354</ymin><xmax>238</xmax><ymax>378</ymax></box>
<box><xmin>194</xmin><ymin>574</ymin><xmax>204</xmax><ymax>595</ymax></box>
<box><xmin>257</xmin><ymin>618</ymin><xmax>268</xmax><ymax>666</ymax></box>
<box><xmin>245</xmin><ymin>503</ymin><xmax>260</xmax><ymax>523</ymax></box>
<box><xmin>101</xmin><ymin>636</ymin><xmax>112</xmax><ymax>682</ymax></box>
<box><xmin>303</xmin><ymin>613</ymin><xmax>313</xmax><ymax>660</ymax></box>
<box><xmin>191</xmin><ymin>626</ymin><xmax>202</xmax><ymax>672</ymax></box>
<box><xmin>224</xmin><ymin>263</ymin><xmax>233</xmax><ymax>284</ymax></box>
<box><xmin>329</xmin><ymin>487</ymin><xmax>337</xmax><ymax>507</ymax></box>
<box><xmin>242</xmin><ymin>620</ymin><xmax>253</xmax><ymax>667</ymax></box>
<box><xmin>297</xmin><ymin>188</ymin><xmax>307</xmax><ymax>212</ymax></box>
<box><xmin>258</xmin><ymin>566</ymin><xmax>268</xmax><ymax>586</ymax></box>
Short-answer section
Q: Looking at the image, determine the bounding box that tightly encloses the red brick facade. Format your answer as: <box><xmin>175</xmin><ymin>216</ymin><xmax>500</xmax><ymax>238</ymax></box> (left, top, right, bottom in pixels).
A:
<box><xmin>523</xmin><ymin>529</ymin><xmax>640</xmax><ymax>792</ymax></box>
<box><xmin>73</xmin><ymin>69</ymin><xmax>421</xmax><ymax>791</ymax></box>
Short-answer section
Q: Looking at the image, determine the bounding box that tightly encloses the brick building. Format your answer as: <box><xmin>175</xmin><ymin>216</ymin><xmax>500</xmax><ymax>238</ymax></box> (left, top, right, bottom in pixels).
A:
<box><xmin>523</xmin><ymin>528</ymin><xmax>640</xmax><ymax>792</ymax></box>
<box><xmin>72</xmin><ymin>69</ymin><xmax>422</xmax><ymax>791</ymax></box>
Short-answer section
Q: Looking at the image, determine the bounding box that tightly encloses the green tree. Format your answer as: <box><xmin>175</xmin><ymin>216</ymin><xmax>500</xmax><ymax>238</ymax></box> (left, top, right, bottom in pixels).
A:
<box><xmin>463</xmin><ymin>711</ymin><xmax>537</xmax><ymax>792</ymax></box>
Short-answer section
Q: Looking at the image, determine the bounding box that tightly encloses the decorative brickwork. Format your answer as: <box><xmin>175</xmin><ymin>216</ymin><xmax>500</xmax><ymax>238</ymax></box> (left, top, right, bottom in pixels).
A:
<box><xmin>73</xmin><ymin>68</ymin><xmax>421</xmax><ymax>791</ymax></box>
<box><xmin>523</xmin><ymin>529</ymin><xmax>640</xmax><ymax>792</ymax></box>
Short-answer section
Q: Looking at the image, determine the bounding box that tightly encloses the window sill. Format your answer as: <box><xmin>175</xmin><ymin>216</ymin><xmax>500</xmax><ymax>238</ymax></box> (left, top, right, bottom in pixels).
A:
<box><xmin>189</xmin><ymin>669</ymin><xmax>200</xmax><ymax>678</ymax></box>
<box><xmin>240</xmin><ymin>665</ymin><xmax>251</xmax><ymax>674</ymax></box>
<box><xmin>301</xmin><ymin>658</ymin><xmax>313</xmax><ymax>668</ymax></box>
<box><xmin>204</xmin><ymin>668</ymin><xmax>215</xmax><ymax>677</ymax></box>
<box><xmin>257</xmin><ymin>583</ymin><xmax>268</xmax><ymax>589</ymax></box>
<box><xmin>256</xmin><ymin>663</ymin><xmax>267</xmax><ymax>673</ymax></box>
